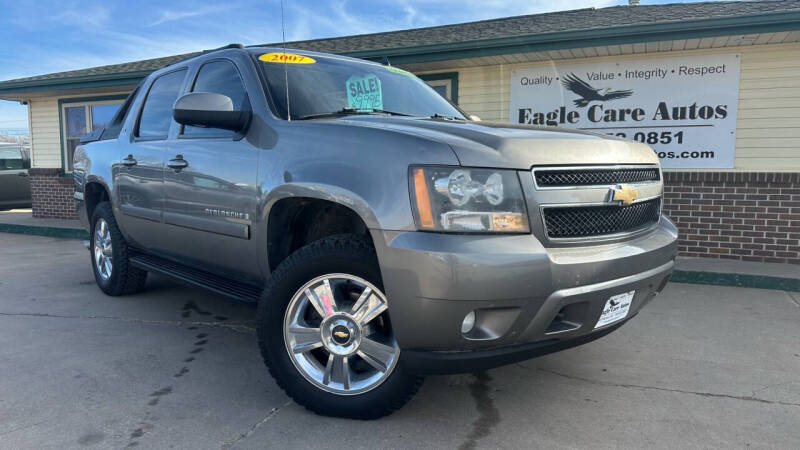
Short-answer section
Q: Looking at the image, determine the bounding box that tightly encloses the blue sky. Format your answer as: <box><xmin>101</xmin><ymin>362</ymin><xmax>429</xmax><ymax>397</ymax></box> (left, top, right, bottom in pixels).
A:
<box><xmin>0</xmin><ymin>0</ymin><xmax>729</xmax><ymax>130</ymax></box>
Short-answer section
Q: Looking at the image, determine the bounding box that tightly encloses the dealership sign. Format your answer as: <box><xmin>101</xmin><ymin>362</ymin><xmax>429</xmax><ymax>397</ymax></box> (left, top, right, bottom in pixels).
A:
<box><xmin>509</xmin><ymin>53</ymin><xmax>741</xmax><ymax>168</ymax></box>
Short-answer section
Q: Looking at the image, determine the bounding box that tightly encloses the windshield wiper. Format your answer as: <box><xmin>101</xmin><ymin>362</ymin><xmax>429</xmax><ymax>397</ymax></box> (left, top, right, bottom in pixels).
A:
<box><xmin>430</xmin><ymin>113</ymin><xmax>462</xmax><ymax>120</ymax></box>
<box><xmin>296</xmin><ymin>107</ymin><xmax>414</xmax><ymax>120</ymax></box>
<box><xmin>369</xmin><ymin>109</ymin><xmax>414</xmax><ymax>117</ymax></box>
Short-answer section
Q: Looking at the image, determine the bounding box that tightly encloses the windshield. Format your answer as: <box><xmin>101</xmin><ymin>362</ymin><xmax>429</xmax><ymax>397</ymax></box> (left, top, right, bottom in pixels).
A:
<box><xmin>257</xmin><ymin>52</ymin><xmax>465</xmax><ymax>120</ymax></box>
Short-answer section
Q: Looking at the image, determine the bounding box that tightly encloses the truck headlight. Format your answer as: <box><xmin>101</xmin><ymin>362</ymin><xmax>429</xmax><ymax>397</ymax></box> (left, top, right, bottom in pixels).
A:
<box><xmin>410</xmin><ymin>166</ymin><xmax>529</xmax><ymax>233</ymax></box>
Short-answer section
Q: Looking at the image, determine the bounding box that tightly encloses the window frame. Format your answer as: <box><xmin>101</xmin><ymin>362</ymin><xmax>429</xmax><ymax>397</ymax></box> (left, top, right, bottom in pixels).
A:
<box><xmin>426</xmin><ymin>79</ymin><xmax>451</xmax><ymax>100</ymax></box>
<box><xmin>418</xmin><ymin>72</ymin><xmax>459</xmax><ymax>104</ymax></box>
<box><xmin>179</xmin><ymin>58</ymin><xmax>251</xmax><ymax>140</ymax></box>
<box><xmin>58</xmin><ymin>95</ymin><xmax>127</xmax><ymax>174</ymax></box>
<box><xmin>133</xmin><ymin>67</ymin><xmax>189</xmax><ymax>142</ymax></box>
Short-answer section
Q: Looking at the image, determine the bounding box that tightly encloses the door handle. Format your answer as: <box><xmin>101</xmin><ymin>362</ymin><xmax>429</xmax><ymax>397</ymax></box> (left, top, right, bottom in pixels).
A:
<box><xmin>167</xmin><ymin>155</ymin><xmax>188</xmax><ymax>170</ymax></box>
<box><xmin>17</xmin><ymin>171</ymin><xmax>29</xmax><ymax>177</ymax></box>
<box><xmin>122</xmin><ymin>155</ymin><xmax>137</xmax><ymax>167</ymax></box>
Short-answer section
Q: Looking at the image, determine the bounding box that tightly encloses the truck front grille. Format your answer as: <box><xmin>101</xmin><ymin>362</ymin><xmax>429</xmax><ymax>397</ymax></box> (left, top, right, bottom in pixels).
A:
<box><xmin>535</xmin><ymin>167</ymin><xmax>660</xmax><ymax>187</ymax></box>
<box><xmin>542</xmin><ymin>198</ymin><xmax>661</xmax><ymax>239</ymax></box>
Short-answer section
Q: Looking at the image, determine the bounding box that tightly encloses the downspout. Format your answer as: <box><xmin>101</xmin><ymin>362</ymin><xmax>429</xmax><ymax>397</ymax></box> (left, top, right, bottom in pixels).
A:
<box><xmin>24</xmin><ymin>99</ymin><xmax>34</xmax><ymax>168</ymax></box>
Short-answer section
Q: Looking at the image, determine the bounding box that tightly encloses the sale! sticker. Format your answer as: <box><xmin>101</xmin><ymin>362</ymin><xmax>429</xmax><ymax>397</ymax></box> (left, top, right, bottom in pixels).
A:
<box><xmin>346</xmin><ymin>74</ymin><xmax>383</xmax><ymax>110</ymax></box>
<box><xmin>259</xmin><ymin>52</ymin><xmax>316</xmax><ymax>64</ymax></box>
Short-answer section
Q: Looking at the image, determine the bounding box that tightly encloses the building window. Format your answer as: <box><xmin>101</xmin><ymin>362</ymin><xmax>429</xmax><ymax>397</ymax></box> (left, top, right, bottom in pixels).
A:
<box><xmin>61</xmin><ymin>99</ymin><xmax>123</xmax><ymax>172</ymax></box>
<box><xmin>419</xmin><ymin>72</ymin><xmax>459</xmax><ymax>104</ymax></box>
<box><xmin>427</xmin><ymin>80</ymin><xmax>451</xmax><ymax>99</ymax></box>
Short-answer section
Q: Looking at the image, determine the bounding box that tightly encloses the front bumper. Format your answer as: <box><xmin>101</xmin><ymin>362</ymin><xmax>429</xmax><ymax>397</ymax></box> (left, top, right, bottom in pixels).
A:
<box><xmin>402</xmin><ymin>317</ymin><xmax>630</xmax><ymax>375</ymax></box>
<box><xmin>372</xmin><ymin>217</ymin><xmax>677</xmax><ymax>374</ymax></box>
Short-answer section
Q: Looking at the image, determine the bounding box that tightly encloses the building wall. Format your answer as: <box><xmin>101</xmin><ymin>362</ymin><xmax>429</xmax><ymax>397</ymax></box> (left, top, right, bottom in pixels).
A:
<box><xmin>28</xmin><ymin>91</ymin><xmax>129</xmax><ymax>169</ymax></box>
<box><xmin>29</xmin><ymin>97</ymin><xmax>62</xmax><ymax>169</ymax></box>
<box><xmin>446</xmin><ymin>42</ymin><xmax>800</xmax><ymax>170</ymax></box>
<box><xmin>26</xmin><ymin>91</ymin><xmax>129</xmax><ymax>219</ymax></box>
<box><xmin>663</xmin><ymin>172</ymin><xmax>799</xmax><ymax>264</ymax></box>
<box><xmin>421</xmin><ymin>42</ymin><xmax>800</xmax><ymax>263</ymax></box>
<box><xmin>18</xmin><ymin>42</ymin><xmax>800</xmax><ymax>262</ymax></box>
<box><xmin>28</xmin><ymin>168</ymin><xmax>79</xmax><ymax>220</ymax></box>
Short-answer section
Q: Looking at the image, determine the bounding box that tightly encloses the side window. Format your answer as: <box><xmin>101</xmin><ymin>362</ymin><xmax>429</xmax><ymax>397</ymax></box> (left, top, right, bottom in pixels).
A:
<box><xmin>0</xmin><ymin>148</ymin><xmax>26</xmax><ymax>171</ymax></box>
<box><xmin>137</xmin><ymin>69</ymin><xmax>187</xmax><ymax>138</ymax></box>
<box><xmin>101</xmin><ymin>85</ymin><xmax>140</xmax><ymax>140</ymax></box>
<box><xmin>183</xmin><ymin>61</ymin><xmax>248</xmax><ymax>136</ymax></box>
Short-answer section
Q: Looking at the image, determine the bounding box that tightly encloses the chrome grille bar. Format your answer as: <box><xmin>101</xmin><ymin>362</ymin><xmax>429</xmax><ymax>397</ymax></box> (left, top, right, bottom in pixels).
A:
<box><xmin>530</xmin><ymin>164</ymin><xmax>663</xmax><ymax>242</ymax></box>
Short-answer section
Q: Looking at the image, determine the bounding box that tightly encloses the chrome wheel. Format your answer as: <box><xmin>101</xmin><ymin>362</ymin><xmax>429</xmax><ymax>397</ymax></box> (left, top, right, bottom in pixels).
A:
<box><xmin>284</xmin><ymin>273</ymin><xmax>399</xmax><ymax>395</ymax></box>
<box><xmin>93</xmin><ymin>218</ymin><xmax>113</xmax><ymax>281</ymax></box>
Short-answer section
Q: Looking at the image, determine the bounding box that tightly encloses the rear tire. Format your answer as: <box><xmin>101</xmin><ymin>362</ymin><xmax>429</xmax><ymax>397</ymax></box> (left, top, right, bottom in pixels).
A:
<box><xmin>257</xmin><ymin>234</ymin><xmax>423</xmax><ymax>419</ymax></box>
<box><xmin>90</xmin><ymin>201</ymin><xmax>147</xmax><ymax>296</ymax></box>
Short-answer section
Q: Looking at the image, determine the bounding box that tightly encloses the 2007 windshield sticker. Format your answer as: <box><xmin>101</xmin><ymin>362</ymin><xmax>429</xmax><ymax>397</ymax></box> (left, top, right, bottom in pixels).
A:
<box><xmin>346</xmin><ymin>74</ymin><xmax>383</xmax><ymax>110</ymax></box>
<box><xmin>259</xmin><ymin>52</ymin><xmax>316</xmax><ymax>64</ymax></box>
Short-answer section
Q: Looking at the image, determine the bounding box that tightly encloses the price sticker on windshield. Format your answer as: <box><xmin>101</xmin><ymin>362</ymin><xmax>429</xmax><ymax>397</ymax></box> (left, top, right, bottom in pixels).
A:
<box><xmin>259</xmin><ymin>52</ymin><xmax>316</xmax><ymax>64</ymax></box>
<box><xmin>346</xmin><ymin>74</ymin><xmax>383</xmax><ymax>110</ymax></box>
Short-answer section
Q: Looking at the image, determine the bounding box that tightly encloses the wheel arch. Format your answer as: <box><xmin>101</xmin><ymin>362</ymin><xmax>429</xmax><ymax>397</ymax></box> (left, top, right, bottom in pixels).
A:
<box><xmin>262</xmin><ymin>184</ymin><xmax>382</xmax><ymax>273</ymax></box>
<box><xmin>84</xmin><ymin>180</ymin><xmax>111</xmax><ymax>223</ymax></box>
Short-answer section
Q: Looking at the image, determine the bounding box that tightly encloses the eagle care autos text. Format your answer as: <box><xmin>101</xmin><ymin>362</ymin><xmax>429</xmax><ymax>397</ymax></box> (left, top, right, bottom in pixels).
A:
<box><xmin>509</xmin><ymin>53</ymin><xmax>741</xmax><ymax>168</ymax></box>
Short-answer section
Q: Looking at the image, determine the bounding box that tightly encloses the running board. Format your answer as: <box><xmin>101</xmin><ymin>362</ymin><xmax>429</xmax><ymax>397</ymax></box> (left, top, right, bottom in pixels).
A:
<box><xmin>129</xmin><ymin>253</ymin><xmax>262</xmax><ymax>303</ymax></box>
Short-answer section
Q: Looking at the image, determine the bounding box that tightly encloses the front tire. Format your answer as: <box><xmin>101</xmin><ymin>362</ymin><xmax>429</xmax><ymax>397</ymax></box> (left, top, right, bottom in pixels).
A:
<box><xmin>90</xmin><ymin>202</ymin><xmax>147</xmax><ymax>296</ymax></box>
<box><xmin>257</xmin><ymin>235</ymin><xmax>423</xmax><ymax>419</ymax></box>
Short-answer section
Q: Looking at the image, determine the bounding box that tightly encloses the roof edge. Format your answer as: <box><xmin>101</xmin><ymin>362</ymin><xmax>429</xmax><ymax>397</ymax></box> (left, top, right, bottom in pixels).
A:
<box><xmin>272</xmin><ymin>7</ymin><xmax>600</xmax><ymax>48</ymax></box>
<box><xmin>348</xmin><ymin>10</ymin><xmax>800</xmax><ymax>63</ymax></box>
<box><xmin>0</xmin><ymin>74</ymin><xmax>145</xmax><ymax>98</ymax></box>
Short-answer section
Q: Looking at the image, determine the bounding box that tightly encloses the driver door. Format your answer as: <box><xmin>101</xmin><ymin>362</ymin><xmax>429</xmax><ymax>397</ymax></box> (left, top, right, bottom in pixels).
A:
<box><xmin>161</xmin><ymin>59</ymin><xmax>260</xmax><ymax>280</ymax></box>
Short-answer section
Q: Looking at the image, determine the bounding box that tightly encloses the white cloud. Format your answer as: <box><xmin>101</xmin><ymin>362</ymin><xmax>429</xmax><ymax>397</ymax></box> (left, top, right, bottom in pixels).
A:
<box><xmin>284</xmin><ymin>0</ymin><xmax>435</xmax><ymax>42</ymax></box>
<box><xmin>9</xmin><ymin>2</ymin><xmax>110</xmax><ymax>31</ymax></box>
<box><xmin>148</xmin><ymin>4</ymin><xmax>233</xmax><ymax>27</ymax></box>
<box><xmin>52</xmin><ymin>5</ymin><xmax>110</xmax><ymax>28</ymax></box>
<box><xmin>282</xmin><ymin>0</ymin><xmax>620</xmax><ymax>42</ymax></box>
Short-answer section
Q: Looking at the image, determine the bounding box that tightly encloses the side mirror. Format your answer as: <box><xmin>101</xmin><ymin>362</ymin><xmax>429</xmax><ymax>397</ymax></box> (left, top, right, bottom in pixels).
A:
<box><xmin>173</xmin><ymin>92</ymin><xmax>251</xmax><ymax>132</ymax></box>
<box><xmin>469</xmin><ymin>114</ymin><xmax>482</xmax><ymax>122</ymax></box>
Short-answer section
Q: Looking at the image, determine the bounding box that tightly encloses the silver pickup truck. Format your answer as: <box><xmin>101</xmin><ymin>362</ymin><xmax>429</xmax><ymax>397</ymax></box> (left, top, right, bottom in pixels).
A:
<box><xmin>73</xmin><ymin>45</ymin><xmax>677</xmax><ymax>419</ymax></box>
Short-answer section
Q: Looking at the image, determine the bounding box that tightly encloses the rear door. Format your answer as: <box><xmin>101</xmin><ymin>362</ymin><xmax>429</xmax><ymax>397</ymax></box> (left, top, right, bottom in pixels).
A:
<box><xmin>0</xmin><ymin>146</ymin><xmax>31</xmax><ymax>209</ymax></box>
<box><xmin>162</xmin><ymin>59</ymin><xmax>260</xmax><ymax>279</ymax></box>
<box><xmin>116</xmin><ymin>68</ymin><xmax>187</xmax><ymax>249</ymax></box>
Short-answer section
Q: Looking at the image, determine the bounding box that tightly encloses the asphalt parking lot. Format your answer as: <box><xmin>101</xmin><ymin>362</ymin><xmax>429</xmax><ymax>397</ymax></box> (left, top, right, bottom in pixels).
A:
<box><xmin>1</xmin><ymin>233</ymin><xmax>799</xmax><ymax>449</ymax></box>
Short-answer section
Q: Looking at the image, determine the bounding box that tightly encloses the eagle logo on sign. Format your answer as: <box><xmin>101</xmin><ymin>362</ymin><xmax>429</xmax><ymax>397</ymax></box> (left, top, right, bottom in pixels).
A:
<box><xmin>561</xmin><ymin>73</ymin><xmax>634</xmax><ymax>108</ymax></box>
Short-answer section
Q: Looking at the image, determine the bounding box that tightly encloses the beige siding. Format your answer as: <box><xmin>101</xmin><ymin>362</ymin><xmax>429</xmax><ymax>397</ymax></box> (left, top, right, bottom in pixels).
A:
<box><xmin>28</xmin><ymin>98</ymin><xmax>61</xmax><ymax>168</ymax></box>
<box><xmin>735</xmin><ymin>45</ymin><xmax>800</xmax><ymax>170</ymax></box>
<box><xmin>27</xmin><ymin>91</ymin><xmax>130</xmax><ymax>169</ymax></box>
<box><xmin>422</xmin><ymin>42</ymin><xmax>800</xmax><ymax>171</ymax></box>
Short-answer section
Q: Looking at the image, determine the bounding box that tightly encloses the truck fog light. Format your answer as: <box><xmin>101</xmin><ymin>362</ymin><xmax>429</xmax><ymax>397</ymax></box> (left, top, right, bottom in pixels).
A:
<box><xmin>461</xmin><ymin>310</ymin><xmax>476</xmax><ymax>334</ymax></box>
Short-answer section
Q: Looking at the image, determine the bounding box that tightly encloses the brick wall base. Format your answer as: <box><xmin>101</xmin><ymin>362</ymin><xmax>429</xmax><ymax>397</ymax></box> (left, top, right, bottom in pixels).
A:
<box><xmin>663</xmin><ymin>172</ymin><xmax>800</xmax><ymax>265</ymax></box>
<box><xmin>29</xmin><ymin>168</ymin><xmax>78</xmax><ymax>220</ymax></box>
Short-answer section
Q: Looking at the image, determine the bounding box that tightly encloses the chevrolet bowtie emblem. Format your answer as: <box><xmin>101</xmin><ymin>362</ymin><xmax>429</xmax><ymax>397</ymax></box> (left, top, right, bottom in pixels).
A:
<box><xmin>333</xmin><ymin>330</ymin><xmax>349</xmax><ymax>339</ymax></box>
<box><xmin>610</xmin><ymin>184</ymin><xmax>638</xmax><ymax>205</ymax></box>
